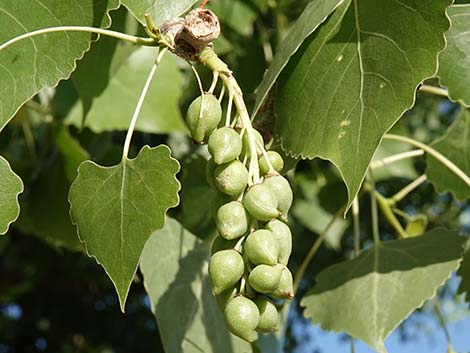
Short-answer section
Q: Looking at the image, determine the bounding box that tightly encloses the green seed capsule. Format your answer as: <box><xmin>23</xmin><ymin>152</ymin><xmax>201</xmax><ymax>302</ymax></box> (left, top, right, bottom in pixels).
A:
<box><xmin>186</xmin><ymin>93</ymin><xmax>222</xmax><ymax>143</ymax></box>
<box><xmin>255</xmin><ymin>298</ymin><xmax>279</xmax><ymax>332</ymax></box>
<box><xmin>214</xmin><ymin>160</ymin><xmax>249</xmax><ymax>197</ymax></box>
<box><xmin>241</xmin><ymin>129</ymin><xmax>264</xmax><ymax>159</ymax></box>
<box><xmin>243</xmin><ymin>184</ymin><xmax>280</xmax><ymax>221</ymax></box>
<box><xmin>209</xmin><ymin>250</ymin><xmax>244</xmax><ymax>295</ymax></box>
<box><xmin>259</xmin><ymin>151</ymin><xmax>284</xmax><ymax>175</ymax></box>
<box><xmin>244</xmin><ymin>229</ymin><xmax>279</xmax><ymax>266</ymax></box>
<box><xmin>216</xmin><ymin>287</ymin><xmax>238</xmax><ymax>310</ymax></box>
<box><xmin>268</xmin><ymin>267</ymin><xmax>294</xmax><ymax>300</ymax></box>
<box><xmin>206</xmin><ymin>158</ymin><xmax>217</xmax><ymax>188</ymax></box>
<box><xmin>265</xmin><ymin>219</ymin><xmax>292</xmax><ymax>265</ymax></box>
<box><xmin>248</xmin><ymin>264</ymin><xmax>284</xmax><ymax>294</ymax></box>
<box><xmin>262</xmin><ymin>175</ymin><xmax>293</xmax><ymax>218</ymax></box>
<box><xmin>216</xmin><ymin>201</ymin><xmax>249</xmax><ymax>240</ymax></box>
<box><xmin>211</xmin><ymin>236</ymin><xmax>237</xmax><ymax>255</ymax></box>
<box><xmin>224</xmin><ymin>296</ymin><xmax>260</xmax><ymax>342</ymax></box>
<box><xmin>208</xmin><ymin>127</ymin><xmax>242</xmax><ymax>165</ymax></box>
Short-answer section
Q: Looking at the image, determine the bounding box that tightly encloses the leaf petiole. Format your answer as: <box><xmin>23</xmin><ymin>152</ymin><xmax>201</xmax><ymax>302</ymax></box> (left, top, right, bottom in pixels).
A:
<box><xmin>0</xmin><ymin>26</ymin><xmax>157</xmax><ymax>52</ymax></box>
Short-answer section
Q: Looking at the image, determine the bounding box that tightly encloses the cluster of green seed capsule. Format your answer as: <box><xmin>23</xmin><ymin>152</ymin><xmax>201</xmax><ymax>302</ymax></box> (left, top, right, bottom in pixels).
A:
<box><xmin>186</xmin><ymin>91</ymin><xmax>294</xmax><ymax>343</ymax></box>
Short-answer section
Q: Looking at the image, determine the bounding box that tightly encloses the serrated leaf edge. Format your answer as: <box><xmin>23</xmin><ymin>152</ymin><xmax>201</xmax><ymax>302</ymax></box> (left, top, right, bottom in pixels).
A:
<box><xmin>68</xmin><ymin>144</ymin><xmax>181</xmax><ymax>312</ymax></box>
<box><xmin>300</xmin><ymin>231</ymin><xmax>465</xmax><ymax>353</ymax></box>
<box><xmin>0</xmin><ymin>156</ymin><xmax>24</xmax><ymax>235</ymax></box>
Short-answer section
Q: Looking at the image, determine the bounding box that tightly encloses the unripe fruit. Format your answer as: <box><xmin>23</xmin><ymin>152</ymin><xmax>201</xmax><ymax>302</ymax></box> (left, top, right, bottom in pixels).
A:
<box><xmin>262</xmin><ymin>175</ymin><xmax>293</xmax><ymax>218</ymax></box>
<box><xmin>216</xmin><ymin>287</ymin><xmax>237</xmax><ymax>310</ymax></box>
<box><xmin>216</xmin><ymin>201</ymin><xmax>249</xmax><ymax>240</ymax></box>
<box><xmin>208</xmin><ymin>127</ymin><xmax>242</xmax><ymax>164</ymax></box>
<box><xmin>244</xmin><ymin>229</ymin><xmax>279</xmax><ymax>266</ymax></box>
<box><xmin>205</xmin><ymin>158</ymin><xmax>217</xmax><ymax>188</ymax></box>
<box><xmin>265</xmin><ymin>219</ymin><xmax>292</xmax><ymax>265</ymax></box>
<box><xmin>214</xmin><ymin>160</ymin><xmax>249</xmax><ymax>197</ymax></box>
<box><xmin>268</xmin><ymin>267</ymin><xmax>294</xmax><ymax>300</ymax></box>
<box><xmin>243</xmin><ymin>184</ymin><xmax>280</xmax><ymax>221</ymax></box>
<box><xmin>209</xmin><ymin>250</ymin><xmax>244</xmax><ymax>295</ymax></box>
<box><xmin>248</xmin><ymin>264</ymin><xmax>283</xmax><ymax>294</ymax></box>
<box><xmin>255</xmin><ymin>298</ymin><xmax>279</xmax><ymax>332</ymax></box>
<box><xmin>259</xmin><ymin>151</ymin><xmax>284</xmax><ymax>175</ymax></box>
<box><xmin>186</xmin><ymin>93</ymin><xmax>222</xmax><ymax>143</ymax></box>
<box><xmin>211</xmin><ymin>236</ymin><xmax>237</xmax><ymax>255</ymax></box>
<box><xmin>241</xmin><ymin>129</ymin><xmax>263</xmax><ymax>159</ymax></box>
<box><xmin>224</xmin><ymin>296</ymin><xmax>260</xmax><ymax>342</ymax></box>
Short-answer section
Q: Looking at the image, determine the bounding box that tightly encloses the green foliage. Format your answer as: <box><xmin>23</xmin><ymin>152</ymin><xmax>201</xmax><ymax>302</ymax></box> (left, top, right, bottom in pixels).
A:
<box><xmin>0</xmin><ymin>0</ymin><xmax>119</xmax><ymax>132</ymax></box>
<box><xmin>301</xmin><ymin>229</ymin><xmax>466</xmax><ymax>353</ymax></box>
<box><xmin>66</xmin><ymin>48</ymin><xmax>187</xmax><ymax>134</ymax></box>
<box><xmin>122</xmin><ymin>0</ymin><xmax>197</xmax><ymax>25</ymax></box>
<box><xmin>457</xmin><ymin>241</ymin><xmax>470</xmax><ymax>305</ymax></box>
<box><xmin>427</xmin><ymin>108</ymin><xmax>470</xmax><ymax>200</ymax></box>
<box><xmin>0</xmin><ymin>156</ymin><xmax>23</xmax><ymax>235</ymax></box>
<box><xmin>140</xmin><ymin>217</ymin><xmax>251</xmax><ymax>353</ymax></box>
<box><xmin>275</xmin><ymin>0</ymin><xmax>450</xmax><ymax>209</ymax></box>
<box><xmin>69</xmin><ymin>146</ymin><xmax>180</xmax><ymax>310</ymax></box>
<box><xmin>438</xmin><ymin>5</ymin><xmax>470</xmax><ymax>106</ymax></box>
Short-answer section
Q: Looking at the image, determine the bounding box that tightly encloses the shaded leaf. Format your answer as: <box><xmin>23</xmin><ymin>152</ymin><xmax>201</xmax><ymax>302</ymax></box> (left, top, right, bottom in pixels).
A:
<box><xmin>301</xmin><ymin>228</ymin><xmax>465</xmax><ymax>353</ymax></box>
<box><xmin>0</xmin><ymin>0</ymin><xmax>119</xmax><ymax>132</ymax></box>
<box><xmin>72</xmin><ymin>7</ymin><xmax>137</xmax><ymax>118</ymax></box>
<box><xmin>0</xmin><ymin>156</ymin><xmax>23</xmax><ymax>235</ymax></box>
<box><xmin>65</xmin><ymin>48</ymin><xmax>187</xmax><ymax>134</ymax></box>
<box><xmin>140</xmin><ymin>217</ymin><xmax>252</xmax><ymax>353</ymax></box>
<box><xmin>438</xmin><ymin>5</ymin><xmax>470</xmax><ymax>106</ymax></box>
<box><xmin>457</xmin><ymin>240</ymin><xmax>470</xmax><ymax>305</ymax></box>
<box><xmin>426</xmin><ymin>108</ymin><xmax>470</xmax><ymax>200</ymax></box>
<box><xmin>15</xmin><ymin>157</ymin><xmax>83</xmax><ymax>251</ymax></box>
<box><xmin>253</xmin><ymin>0</ymin><xmax>345</xmax><ymax>115</ymax></box>
<box><xmin>55</xmin><ymin>125</ymin><xmax>89</xmax><ymax>182</ymax></box>
<box><xmin>122</xmin><ymin>0</ymin><xmax>197</xmax><ymax>25</ymax></box>
<box><xmin>69</xmin><ymin>145</ymin><xmax>180</xmax><ymax>310</ymax></box>
<box><xmin>275</xmin><ymin>0</ymin><xmax>450</xmax><ymax>210</ymax></box>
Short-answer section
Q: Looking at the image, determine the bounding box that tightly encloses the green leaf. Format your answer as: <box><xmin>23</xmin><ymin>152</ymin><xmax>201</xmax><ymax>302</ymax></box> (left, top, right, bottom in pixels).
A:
<box><xmin>438</xmin><ymin>5</ymin><xmax>470</xmax><ymax>106</ymax></box>
<box><xmin>122</xmin><ymin>0</ymin><xmax>197</xmax><ymax>25</ymax></box>
<box><xmin>15</xmin><ymin>157</ymin><xmax>83</xmax><ymax>251</ymax></box>
<box><xmin>140</xmin><ymin>217</ymin><xmax>252</xmax><ymax>353</ymax></box>
<box><xmin>372</xmin><ymin>122</ymin><xmax>417</xmax><ymax>181</ymax></box>
<box><xmin>275</xmin><ymin>0</ymin><xmax>450</xmax><ymax>210</ymax></box>
<box><xmin>55</xmin><ymin>125</ymin><xmax>89</xmax><ymax>182</ymax></box>
<box><xmin>0</xmin><ymin>0</ymin><xmax>119</xmax><ymax>132</ymax></box>
<box><xmin>72</xmin><ymin>7</ymin><xmax>137</xmax><ymax>118</ymax></box>
<box><xmin>65</xmin><ymin>48</ymin><xmax>187</xmax><ymax>134</ymax></box>
<box><xmin>292</xmin><ymin>175</ymin><xmax>348</xmax><ymax>250</ymax></box>
<box><xmin>457</xmin><ymin>240</ymin><xmax>470</xmax><ymax>305</ymax></box>
<box><xmin>426</xmin><ymin>108</ymin><xmax>470</xmax><ymax>200</ymax></box>
<box><xmin>69</xmin><ymin>145</ymin><xmax>180</xmax><ymax>311</ymax></box>
<box><xmin>253</xmin><ymin>0</ymin><xmax>345</xmax><ymax>115</ymax></box>
<box><xmin>301</xmin><ymin>228</ymin><xmax>465</xmax><ymax>353</ymax></box>
<box><xmin>0</xmin><ymin>156</ymin><xmax>23</xmax><ymax>235</ymax></box>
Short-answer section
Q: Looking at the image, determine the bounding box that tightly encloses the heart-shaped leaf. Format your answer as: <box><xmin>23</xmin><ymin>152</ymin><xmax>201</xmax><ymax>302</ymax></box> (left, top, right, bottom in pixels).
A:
<box><xmin>140</xmin><ymin>217</ymin><xmax>252</xmax><ymax>353</ymax></box>
<box><xmin>275</xmin><ymin>0</ymin><xmax>450</xmax><ymax>210</ymax></box>
<box><xmin>122</xmin><ymin>0</ymin><xmax>197</xmax><ymax>25</ymax></box>
<box><xmin>301</xmin><ymin>228</ymin><xmax>466</xmax><ymax>353</ymax></box>
<box><xmin>0</xmin><ymin>0</ymin><xmax>119</xmax><ymax>132</ymax></box>
<box><xmin>438</xmin><ymin>4</ymin><xmax>470</xmax><ymax>106</ymax></box>
<box><xmin>253</xmin><ymin>0</ymin><xmax>345</xmax><ymax>116</ymax></box>
<box><xmin>69</xmin><ymin>145</ymin><xmax>180</xmax><ymax>311</ymax></box>
<box><xmin>0</xmin><ymin>156</ymin><xmax>23</xmax><ymax>235</ymax></box>
<box><xmin>426</xmin><ymin>108</ymin><xmax>470</xmax><ymax>201</ymax></box>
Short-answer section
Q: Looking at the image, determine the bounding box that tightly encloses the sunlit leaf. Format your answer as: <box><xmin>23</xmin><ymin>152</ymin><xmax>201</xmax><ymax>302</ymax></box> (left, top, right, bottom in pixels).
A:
<box><xmin>275</xmin><ymin>0</ymin><xmax>450</xmax><ymax>210</ymax></box>
<box><xmin>0</xmin><ymin>0</ymin><xmax>119</xmax><ymax>132</ymax></box>
<box><xmin>122</xmin><ymin>0</ymin><xmax>197</xmax><ymax>25</ymax></box>
<box><xmin>301</xmin><ymin>229</ymin><xmax>465</xmax><ymax>353</ymax></box>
